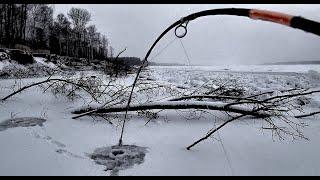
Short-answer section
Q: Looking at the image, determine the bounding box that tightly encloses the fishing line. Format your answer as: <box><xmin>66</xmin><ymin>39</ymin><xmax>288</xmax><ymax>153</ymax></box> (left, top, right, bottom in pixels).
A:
<box><xmin>178</xmin><ymin>38</ymin><xmax>194</xmax><ymax>87</ymax></box>
<box><xmin>179</xmin><ymin>38</ymin><xmax>191</xmax><ymax>67</ymax></box>
<box><xmin>216</xmin><ymin>130</ymin><xmax>235</xmax><ymax>175</ymax></box>
<box><xmin>177</xmin><ymin>23</ymin><xmax>234</xmax><ymax>175</ymax></box>
<box><xmin>149</xmin><ymin>35</ymin><xmax>178</xmax><ymax>62</ymax></box>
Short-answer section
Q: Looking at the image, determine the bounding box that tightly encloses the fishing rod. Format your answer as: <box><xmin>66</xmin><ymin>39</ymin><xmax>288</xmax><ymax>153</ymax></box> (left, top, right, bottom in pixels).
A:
<box><xmin>118</xmin><ymin>8</ymin><xmax>320</xmax><ymax>145</ymax></box>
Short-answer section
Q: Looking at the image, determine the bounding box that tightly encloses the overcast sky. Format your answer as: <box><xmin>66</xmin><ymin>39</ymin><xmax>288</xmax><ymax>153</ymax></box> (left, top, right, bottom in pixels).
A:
<box><xmin>53</xmin><ymin>4</ymin><xmax>320</xmax><ymax>65</ymax></box>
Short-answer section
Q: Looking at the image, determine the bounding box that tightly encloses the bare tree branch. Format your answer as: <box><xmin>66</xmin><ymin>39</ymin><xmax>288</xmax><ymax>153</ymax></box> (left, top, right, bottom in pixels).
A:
<box><xmin>168</xmin><ymin>95</ymin><xmax>259</xmax><ymax>102</ymax></box>
<box><xmin>186</xmin><ymin>114</ymin><xmax>246</xmax><ymax>150</ymax></box>
<box><xmin>295</xmin><ymin>111</ymin><xmax>320</xmax><ymax>118</ymax></box>
<box><xmin>72</xmin><ymin>101</ymin><xmax>270</xmax><ymax>119</ymax></box>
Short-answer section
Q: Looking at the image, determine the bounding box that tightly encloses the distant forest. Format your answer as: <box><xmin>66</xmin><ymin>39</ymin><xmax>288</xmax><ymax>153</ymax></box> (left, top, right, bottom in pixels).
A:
<box><xmin>109</xmin><ymin>57</ymin><xmax>142</xmax><ymax>66</ymax></box>
<box><xmin>0</xmin><ymin>4</ymin><xmax>114</xmax><ymax>60</ymax></box>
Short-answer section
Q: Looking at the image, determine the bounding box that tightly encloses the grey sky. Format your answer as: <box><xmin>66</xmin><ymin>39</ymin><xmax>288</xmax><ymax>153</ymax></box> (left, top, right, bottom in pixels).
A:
<box><xmin>53</xmin><ymin>4</ymin><xmax>320</xmax><ymax>65</ymax></box>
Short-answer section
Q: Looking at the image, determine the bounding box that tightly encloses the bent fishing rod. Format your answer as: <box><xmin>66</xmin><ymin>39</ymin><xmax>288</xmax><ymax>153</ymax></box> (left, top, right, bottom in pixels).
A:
<box><xmin>118</xmin><ymin>8</ymin><xmax>320</xmax><ymax>145</ymax></box>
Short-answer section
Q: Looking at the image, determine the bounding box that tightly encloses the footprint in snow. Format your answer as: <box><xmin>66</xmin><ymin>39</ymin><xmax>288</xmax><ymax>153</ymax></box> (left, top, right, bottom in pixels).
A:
<box><xmin>0</xmin><ymin>117</ymin><xmax>85</xmax><ymax>160</ymax></box>
<box><xmin>0</xmin><ymin>117</ymin><xmax>46</xmax><ymax>131</ymax></box>
<box><xmin>51</xmin><ymin>140</ymin><xmax>67</xmax><ymax>148</ymax></box>
<box><xmin>56</xmin><ymin>149</ymin><xmax>84</xmax><ymax>159</ymax></box>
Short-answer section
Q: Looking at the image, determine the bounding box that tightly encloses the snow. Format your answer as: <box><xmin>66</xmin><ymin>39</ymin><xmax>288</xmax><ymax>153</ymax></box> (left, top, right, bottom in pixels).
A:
<box><xmin>0</xmin><ymin>64</ymin><xmax>320</xmax><ymax>175</ymax></box>
<box><xmin>34</xmin><ymin>57</ymin><xmax>58</xmax><ymax>69</ymax></box>
<box><xmin>0</xmin><ymin>60</ymin><xmax>13</xmax><ymax>71</ymax></box>
<box><xmin>0</xmin><ymin>57</ymin><xmax>66</xmax><ymax>79</ymax></box>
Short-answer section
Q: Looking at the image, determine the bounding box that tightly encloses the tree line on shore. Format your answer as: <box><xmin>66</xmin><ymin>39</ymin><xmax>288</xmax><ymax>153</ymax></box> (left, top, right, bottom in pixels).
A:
<box><xmin>0</xmin><ymin>4</ymin><xmax>114</xmax><ymax>61</ymax></box>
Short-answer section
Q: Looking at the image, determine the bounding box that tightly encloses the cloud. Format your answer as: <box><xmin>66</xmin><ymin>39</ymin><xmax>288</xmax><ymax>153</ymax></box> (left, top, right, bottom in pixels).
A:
<box><xmin>53</xmin><ymin>4</ymin><xmax>320</xmax><ymax>65</ymax></box>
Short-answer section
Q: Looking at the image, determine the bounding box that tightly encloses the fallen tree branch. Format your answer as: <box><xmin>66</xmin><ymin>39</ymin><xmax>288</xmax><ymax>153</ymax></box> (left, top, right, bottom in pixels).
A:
<box><xmin>72</xmin><ymin>101</ymin><xmax>270</xmax><ymax>119</ymax></box>
<box><xmin>186</xmin><ymin>114</ymin><xmax>246</xmax><ymax>150</ymax></box>
<box><xmin>183</xmin><ymin>90</ymin><xmax>320</xmax><ymax>150</ymax></box>
<box><xmin>72</xmin><ymin>89</ymin><xmax>320</xmax><ymax>120</ymax></box>
<box><xmin>186</xmin><ymin>101</ymin><xmax>313</xmax><ymax>150</ymax></box>
<box><xmin>295</xmin><ymin>111</ymin><xmax>320</xmax><ymax>118</ymax></box>
<box><xmin>1</xmin><ymin>76</ymin><xmax>114</xmax><ymax>102</ymax></box>
<box><xmin>245</xmin><ymin>88</ymin><xmax>305</xmax><ymax>99</ymax></box>
<box><xmin>1</xmin><ymin>78</ymin><xmax>71</xmax><ymax>101</ymax></box>
<box><xmin>263</xmin><ymin>90</ymin><xmax>320</xmax><ymax>102</ymax></box>
<box><xmin>168</xmin><ymin>95</ymin><xmax>259</xmax><ymax>102</ymax></box>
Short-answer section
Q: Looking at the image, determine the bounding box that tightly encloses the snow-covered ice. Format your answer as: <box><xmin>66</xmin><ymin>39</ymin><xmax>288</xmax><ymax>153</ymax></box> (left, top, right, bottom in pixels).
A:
<box><xmin>0</xmin><ymin>64</ymin><xmax>320</xmax><ymax>175</ymax></box>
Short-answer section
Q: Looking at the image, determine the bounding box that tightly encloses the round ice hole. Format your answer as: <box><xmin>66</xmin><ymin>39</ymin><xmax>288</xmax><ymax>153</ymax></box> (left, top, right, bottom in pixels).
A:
<box><xmin>112</xmin><ymin>150</ymin><xmax>124</xmax><ymax>156</ymax></box>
